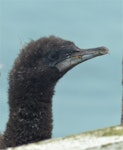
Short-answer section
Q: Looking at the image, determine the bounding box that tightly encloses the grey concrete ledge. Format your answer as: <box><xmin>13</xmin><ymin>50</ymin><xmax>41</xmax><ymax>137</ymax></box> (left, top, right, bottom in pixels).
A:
<box><xmin>7</xmin><ymin>125</ymin><xmax>123</xmax><ymax>150</ymax></box>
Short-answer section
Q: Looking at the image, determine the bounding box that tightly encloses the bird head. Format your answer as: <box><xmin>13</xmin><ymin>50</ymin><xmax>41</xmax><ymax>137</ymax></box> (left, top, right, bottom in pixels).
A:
<box><xmin>12</xmin><ymin>36</ymin><xmax>108</xmax><ymax>86</ymax></box>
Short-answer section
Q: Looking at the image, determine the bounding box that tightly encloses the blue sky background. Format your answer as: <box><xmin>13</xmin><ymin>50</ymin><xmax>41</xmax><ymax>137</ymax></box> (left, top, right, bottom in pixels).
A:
<box><xmin>0</xmin><ymin>0</ymin><xmax>123</xmax><ymax>138</ymax></box>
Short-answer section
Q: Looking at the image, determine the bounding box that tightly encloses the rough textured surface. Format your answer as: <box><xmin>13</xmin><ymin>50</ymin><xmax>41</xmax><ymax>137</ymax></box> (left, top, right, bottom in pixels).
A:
<box><xmin>5</xmin><ymin>125</ymin><xmax>123</xmax><ymax>150</ymax></box>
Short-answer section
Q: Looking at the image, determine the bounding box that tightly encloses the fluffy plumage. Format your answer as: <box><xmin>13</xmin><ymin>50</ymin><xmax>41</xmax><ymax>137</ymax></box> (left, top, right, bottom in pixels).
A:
<box><xmin>0</xmin><ymin>36</ymin><xmax>108</xmax><ymax>148</ymax></box>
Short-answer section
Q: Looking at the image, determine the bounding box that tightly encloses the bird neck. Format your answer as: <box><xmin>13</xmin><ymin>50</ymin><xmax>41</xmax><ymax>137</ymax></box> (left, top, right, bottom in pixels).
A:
<box><xmin>3</xmin><ymin>77</ymin><xmax>55</xmax><ymax>148</ymax></box>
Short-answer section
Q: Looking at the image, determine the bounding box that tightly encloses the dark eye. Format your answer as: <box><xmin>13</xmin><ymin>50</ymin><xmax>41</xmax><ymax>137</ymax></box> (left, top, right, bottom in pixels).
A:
<box><xmin>48</xmin><ymin>51</ymin><xmax>59</xmax><ymax>61</ymax></box>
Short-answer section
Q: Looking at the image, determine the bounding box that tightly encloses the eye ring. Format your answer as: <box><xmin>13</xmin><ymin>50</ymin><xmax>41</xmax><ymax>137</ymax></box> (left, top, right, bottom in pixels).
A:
<box><xmin>48</xmin><ymin>51</ymin><xmax>59</xmax><ymax>61</ymax></box>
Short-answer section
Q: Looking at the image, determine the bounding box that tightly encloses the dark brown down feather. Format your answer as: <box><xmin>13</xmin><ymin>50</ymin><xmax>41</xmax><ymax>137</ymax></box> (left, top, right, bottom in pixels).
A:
<box><xmin>0</xmin><ymin>36</ymin><xmax>78</xmax><ymax>148</ymax></box>
<box><xmin>0</xmin><ymin>36</ymin><xmax>108</xmax><ymax>149</ymax></box>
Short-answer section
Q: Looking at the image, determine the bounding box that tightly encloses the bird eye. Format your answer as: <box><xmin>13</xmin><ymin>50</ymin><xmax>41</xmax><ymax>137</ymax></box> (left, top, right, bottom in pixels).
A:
<box><xmin>48</xmin><ymin>51</ymin><xmax>59</xmax><ymax>61</ymax></box>
<box><xmin>67</xmin><ymin>50</ymin><xmax>76</xmax><ymax>56</ymax></box>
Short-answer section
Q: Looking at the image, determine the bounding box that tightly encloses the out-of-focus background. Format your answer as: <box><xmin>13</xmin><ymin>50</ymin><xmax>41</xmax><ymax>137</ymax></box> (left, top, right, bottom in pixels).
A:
<box><xmin>0</xmin><ymin>0</ymin><xmax>122</xmax><ymax>138</ymax></box>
